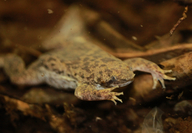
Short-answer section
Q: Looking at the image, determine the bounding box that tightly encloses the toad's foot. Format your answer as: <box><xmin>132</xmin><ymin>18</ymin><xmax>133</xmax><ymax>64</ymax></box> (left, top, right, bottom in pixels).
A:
<box><xmin>151</xmin><ymin>69</ymin><xmax>176</xmax><ymax>89</ymax></box>
<box><xmin>124</xmin><ymin>58</ymin><xmax>176</xmax><ymax>89</ymax></box>
<box><xmin>74</xmin><ymin>84</ymin><xmax>123</xmax><ymax>105</ymax></box>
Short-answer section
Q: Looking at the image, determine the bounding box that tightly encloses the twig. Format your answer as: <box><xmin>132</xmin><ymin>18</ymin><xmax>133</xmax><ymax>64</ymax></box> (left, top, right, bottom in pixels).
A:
<box><xmin>170</xmin><ymin>6</ymin><xmax>188</xmax><ymax>35</ymax></box>
<box><xmin>110</xmin><ymin>43</ymin><xmax>192</xmax><ymax>58</ymax></box>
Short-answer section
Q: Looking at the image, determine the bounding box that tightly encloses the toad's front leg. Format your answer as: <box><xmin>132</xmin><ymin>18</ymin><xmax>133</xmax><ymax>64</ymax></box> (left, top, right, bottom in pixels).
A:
<box><xmin>74</xmin><ymin>84</ymin><xmax>123</xmax><ymax>105</ymax></box>
<box><xmin>124</xmin><ymin>58</ymin><xmax>176</xmax><ymax>89</ymax></box>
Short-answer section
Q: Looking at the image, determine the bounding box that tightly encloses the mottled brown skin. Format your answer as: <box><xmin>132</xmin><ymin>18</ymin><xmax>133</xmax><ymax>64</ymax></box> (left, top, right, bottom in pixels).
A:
<box><xmin>0</xmin><ymin>38</ymin><xmax>175</xmax><ymax>104</ymax></box>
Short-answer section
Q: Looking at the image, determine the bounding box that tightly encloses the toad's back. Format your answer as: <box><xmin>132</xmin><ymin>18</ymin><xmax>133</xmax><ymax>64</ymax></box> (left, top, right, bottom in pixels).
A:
<box><xmin>36</xmin><ymin>42</ymin><xmax>130</xmax><ymax>85</ymax></box>
<box><xmin>42</xmin><ymin>42</ymin><xmax>117</xmax><ymax>62</ymax></box>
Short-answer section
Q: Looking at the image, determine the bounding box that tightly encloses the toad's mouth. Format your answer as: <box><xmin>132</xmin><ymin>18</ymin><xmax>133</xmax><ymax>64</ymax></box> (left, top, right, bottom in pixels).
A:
<box><xmin>96</xmin><ymin>80</ymin><xmax>132</xmax><ymax>90</ymax></box>
<box><xmin>100</xmin><ymin>77</ymin><xmax>133</xmax><ymax>88</ymax></box>
<box><xmin>110</xmin><ymin>80</ymin><xmax>133</xmax><ymax>87</ymax></box>
<box><xmin>119</xmin><ymin>80</ymin><xmax>133</xmax><ymax>87</ymax></box>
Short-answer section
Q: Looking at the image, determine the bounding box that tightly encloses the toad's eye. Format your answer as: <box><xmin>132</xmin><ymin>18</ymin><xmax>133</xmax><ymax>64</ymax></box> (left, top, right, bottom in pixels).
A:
<box><xmin>111</xmin><ymin>76</ymin><xmax>116</xmax><ymax>81</ymax></box>
<box><xmin>108</xmin><ymin>76</ymin><xmax>117</xmax><ymax>84</ymax></box>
